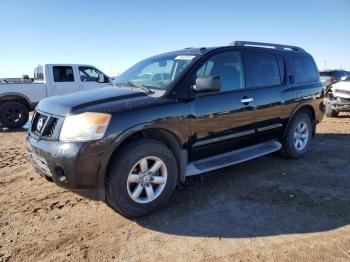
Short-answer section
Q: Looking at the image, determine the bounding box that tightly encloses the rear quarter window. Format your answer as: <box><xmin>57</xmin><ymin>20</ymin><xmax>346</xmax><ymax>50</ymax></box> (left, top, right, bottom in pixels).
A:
<box><xmin>293</xmin><ymin>55</ymin><xmax>318</xmax><ymax>84</ymax></box>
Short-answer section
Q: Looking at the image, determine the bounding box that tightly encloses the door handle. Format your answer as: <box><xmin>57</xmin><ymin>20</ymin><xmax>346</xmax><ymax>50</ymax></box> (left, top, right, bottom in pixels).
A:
<box><xmin>241</xmin><ymin>97</ymin><xmax>254</xmax><ymax>104</ymax></box>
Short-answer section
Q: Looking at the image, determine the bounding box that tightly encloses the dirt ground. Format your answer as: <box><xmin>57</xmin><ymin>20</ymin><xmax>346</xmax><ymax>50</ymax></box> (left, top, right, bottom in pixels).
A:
<box><xmin>1</xmin><ymin>114</ymin><xmax>350</xmax><ymax>262</ymax></box>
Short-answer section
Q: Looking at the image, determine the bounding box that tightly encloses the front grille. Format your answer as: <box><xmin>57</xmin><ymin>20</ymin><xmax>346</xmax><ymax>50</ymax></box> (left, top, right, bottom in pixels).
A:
<box><xmin>30</xmin><ymin>111</ymin><xmax>62</xmax><ymax>140</ymax></box>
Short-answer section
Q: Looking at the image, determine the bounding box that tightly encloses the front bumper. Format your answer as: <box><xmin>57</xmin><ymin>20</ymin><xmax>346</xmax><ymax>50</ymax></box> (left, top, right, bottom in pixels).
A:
<box><xmin>26</xmin><ymin>134</ymin><xmax>108</xmax><ymax>199</ymax></box>
<box><xmin>326</xmin><ymin>97</ymin><xmax>350</xmax><ymax>111</ymax></box>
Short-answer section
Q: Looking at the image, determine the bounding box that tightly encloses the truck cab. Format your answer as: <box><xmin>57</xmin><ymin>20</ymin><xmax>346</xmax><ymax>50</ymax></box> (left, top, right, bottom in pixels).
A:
<box><xmin>0</xmin><ymin>64</ymin><xmax>111</xmax><ymax>128</ymax></box>
<box><xmin>33</xmin><ymin>64</ymin><xmax>111</xmax><ymax>96</ymax></box>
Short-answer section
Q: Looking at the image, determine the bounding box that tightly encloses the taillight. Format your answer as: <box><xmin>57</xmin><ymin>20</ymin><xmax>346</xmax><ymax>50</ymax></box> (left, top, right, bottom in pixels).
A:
<box><xmin>331</xmin><ymin>76</ymin><xmax>337</xmax><ymax>83</ymax></box>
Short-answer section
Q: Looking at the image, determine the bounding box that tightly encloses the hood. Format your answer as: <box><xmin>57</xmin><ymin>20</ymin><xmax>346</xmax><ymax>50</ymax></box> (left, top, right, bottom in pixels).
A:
<box><xmin>332</xmin><ymin>81</ymin><xmax>350</xmax><ymax>91</ymax></box>
<box><xmin>38</xmin><ymin>86</ymin><xmax>148</xmax><ymax>116</ymax></box>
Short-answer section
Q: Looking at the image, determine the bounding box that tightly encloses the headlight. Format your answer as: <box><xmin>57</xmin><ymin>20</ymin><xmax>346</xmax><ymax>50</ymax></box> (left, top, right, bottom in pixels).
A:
<box><xmin>60</xmin><ymin>112</ymin><xmax>111</xmax><ymax>142</ymax></box>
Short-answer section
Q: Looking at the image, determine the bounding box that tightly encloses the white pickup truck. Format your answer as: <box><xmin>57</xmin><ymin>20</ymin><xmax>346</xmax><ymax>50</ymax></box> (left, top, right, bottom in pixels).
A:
<box><xmin>0</xmin><ymin>64</ymin><xmax>112</xmax><ymax>128</ymax></box>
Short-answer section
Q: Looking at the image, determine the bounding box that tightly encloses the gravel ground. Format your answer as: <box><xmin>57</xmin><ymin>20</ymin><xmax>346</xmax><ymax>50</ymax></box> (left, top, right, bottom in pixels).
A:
<box><xmin>1</xmin><ymin>114</ymin><xmax>350</xmax><ymax>261</ymax></box>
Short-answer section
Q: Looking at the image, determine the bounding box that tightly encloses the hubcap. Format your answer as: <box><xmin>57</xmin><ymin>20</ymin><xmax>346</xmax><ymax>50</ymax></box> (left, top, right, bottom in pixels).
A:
<box><xmin>293</xmin><ymin>121</ymin><xmax>309</xmax><ymax>151</ymax></box>
<box><xmin>5</xmin><ymin>108</ymin><xmax>22</xmax><ymax>123</ymax></box>
<box><xmin>127</xmin><ymin>156</ymin><xmax>167</xmax><ymax>204</ymax></box>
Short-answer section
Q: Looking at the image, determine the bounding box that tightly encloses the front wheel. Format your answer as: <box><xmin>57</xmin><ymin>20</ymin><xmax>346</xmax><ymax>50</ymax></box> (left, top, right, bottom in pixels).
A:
<box><xmin>106</xmin><ymin>139</ymin><xmax>178</xmax><ymax>218</ymax></box>
<box><xmin>0</xmin><ymin>102</ymin><xmax>29</xmax><ymax>128</ymax></box>
<box><xmin>281</xmin><ymin>112</ymin><xmax>312</xmax><ymax>159</ymax></box>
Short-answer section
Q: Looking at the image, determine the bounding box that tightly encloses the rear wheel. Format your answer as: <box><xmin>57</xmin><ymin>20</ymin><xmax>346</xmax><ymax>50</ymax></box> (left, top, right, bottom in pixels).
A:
<box><xmin>106</xmin><ymin>139</ymin><xmax>178</xmax><ymax>218</ymax></box>
<box><xmin>281</xmin><ymin>112</ymin><xmax>312</xmax><ymax>158</ymax></box>
<box><xmin>0</xmin><ymin>102</ymin><xmax>29</xmax><ymax>128</ymax></box>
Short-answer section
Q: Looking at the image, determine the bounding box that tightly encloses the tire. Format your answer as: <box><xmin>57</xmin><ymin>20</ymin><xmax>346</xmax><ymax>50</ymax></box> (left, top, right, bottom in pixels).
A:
<box><xmin>281</xmin><ymin>112</ymin><xmax>312</xmax><ymax>159</ymax></box>
<box><xmin>106</xmin><ymin>139</ymin><xmax>178</xmax><ymax>218</ymax></box>
<box><xmin>325</xmin><ymin>104</ymin><xmax>339</xmax><ymax>118</ymax></box>
<box><xmin>0</xmin><ymin>102</ymin><xmax>29</xmax><ymax>128</ymax></box>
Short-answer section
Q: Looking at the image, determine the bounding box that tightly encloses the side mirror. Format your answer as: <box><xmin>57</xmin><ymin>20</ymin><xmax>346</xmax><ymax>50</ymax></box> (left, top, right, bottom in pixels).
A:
<box><xmin>193</xmin><ymin>76</ymin><xmax>221</xmax><ymax>93</ymax></box>
<box><xmin>98</xmin><ymin>74</ymin><xmax>105</xmax><ymax>83</ymax></box>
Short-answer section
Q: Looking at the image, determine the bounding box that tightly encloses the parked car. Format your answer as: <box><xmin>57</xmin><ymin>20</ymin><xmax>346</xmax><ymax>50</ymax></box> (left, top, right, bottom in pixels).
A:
<box><xmin>319</xmin><ymin>70</ymin><xmax>348</xmax><ymax>87</ymax></box>
<box><xmin>0</xmin><ymin>79</ymin><xmax>8</xmax><ymax>84</ymax></box>
<box><xmin>27</xmin><ymin>41</ymin><xmax>324</xmax><ymax>218</ymax></box>
<box><xmin>325</xmin><ymin>75</ymin><xmax>350</xmax><ymax>117</ymax></box>
<box><xmin>0</xmin><ymin>64</ymin><xmax>112</xmax><ymax>128</ymax></box>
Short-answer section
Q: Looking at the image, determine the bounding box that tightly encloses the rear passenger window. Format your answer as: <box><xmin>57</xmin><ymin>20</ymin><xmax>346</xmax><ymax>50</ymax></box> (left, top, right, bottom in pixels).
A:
<box><xmin>293</xmin><ymin>56</ymin><xmax>318</xmax><ymax>84</ymax></box>
<box><xmin>53</xmin><ymin>66</ymin><xmax>74</xmax><ymax>82</ymax></box>
<box><xmin>196</xmin><ymin>51</ymin><xmax>245</xmax><ymax>91</ymax></box>
<box><xmin>246</xmin><ymin>52</ymin><xmax>282</xmax><ymax>88</ymax></box>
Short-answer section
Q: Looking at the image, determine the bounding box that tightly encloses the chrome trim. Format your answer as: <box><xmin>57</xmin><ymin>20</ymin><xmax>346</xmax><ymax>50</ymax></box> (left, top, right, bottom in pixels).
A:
<box><xmin>241</xmin><ymin>98</ymin><xmax>254</xmax><ymax>103</ymax></box>
<box><xmin>193</xmin><ymin>129</ymin><xmax>255</xmax><ymax>147</ymax></box>
<box><xmin>257</xmin><ymin>123</ymin><xmax>283</xmax><ymax>132</ymax></box>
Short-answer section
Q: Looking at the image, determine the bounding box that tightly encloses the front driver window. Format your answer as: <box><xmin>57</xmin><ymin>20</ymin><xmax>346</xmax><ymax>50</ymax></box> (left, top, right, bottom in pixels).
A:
<box><xmin>79</xmin><ymin>66</ymin><xmax>108</xmax><ymax>83</ymax></box>
<box><xmin>196</xmin><ymin>51</ymin><xmax>245</xmax><ymax>91</ymax></box>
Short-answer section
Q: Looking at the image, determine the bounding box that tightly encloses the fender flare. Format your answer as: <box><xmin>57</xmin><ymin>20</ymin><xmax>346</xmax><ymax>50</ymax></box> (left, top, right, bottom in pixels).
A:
<box><xmin>0</xmin><ymin>92</ymin><xmax>32</xmax><ymax>108</ymax></box>
<box><xmin>283</xmin><ymin>102</ymin><xmax>316</xmax><ymax>138</ymax></box>
<box><xmin>96</xmin><ymin>122</ymin><xmax>187</xmax><ymax>192</ymax></box>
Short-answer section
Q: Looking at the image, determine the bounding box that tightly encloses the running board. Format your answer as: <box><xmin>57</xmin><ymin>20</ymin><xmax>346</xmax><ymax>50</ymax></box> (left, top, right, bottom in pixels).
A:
<box><xmin>185</xmin><ymin>140</ymin><xmax>282</xmax><ymax>177</ymax></box>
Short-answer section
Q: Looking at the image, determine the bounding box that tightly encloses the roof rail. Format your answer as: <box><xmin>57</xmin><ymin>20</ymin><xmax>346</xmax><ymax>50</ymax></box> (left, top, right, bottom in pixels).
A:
<box><xmin>230</xmin><ymin>41</ymin><xmax>305</xmax><ymax>52</ymax></box>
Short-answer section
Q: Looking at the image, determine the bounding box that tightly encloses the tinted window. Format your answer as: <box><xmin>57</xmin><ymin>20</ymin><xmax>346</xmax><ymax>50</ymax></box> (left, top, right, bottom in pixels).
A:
<box><xmin>247</xmin><ymin>52</ymin><xmax>282</xmax><ymax>88</ymax></box>
<box><xmin>196</xmin><ymin>51</ymin><xmax>245</xmax><ymax>91</ymax></box>
<box><xmin>53</xmin><ymin>66</ymin><xmax>74</xmax><ymax>82</ymax></box>
<box><xmin>293</xmin><ymin>56</ymin><xmax>318</xmax><ymax>84</ymax></box>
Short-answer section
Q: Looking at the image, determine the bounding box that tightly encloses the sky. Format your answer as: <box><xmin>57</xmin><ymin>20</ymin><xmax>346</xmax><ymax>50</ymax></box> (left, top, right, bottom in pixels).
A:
<box><xmin>0</xmin><ymin>0</ymin><xmax>349</xmax><ymax>78</ymax></box>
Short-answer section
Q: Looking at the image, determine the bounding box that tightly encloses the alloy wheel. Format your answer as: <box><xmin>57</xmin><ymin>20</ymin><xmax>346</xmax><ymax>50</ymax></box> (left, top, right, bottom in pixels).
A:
<box><xmin>293</xmin><ymin>121</ymin><xmax>309</xmax><ymax>151</ymax></box>
<box><xmin>127</xmin><ymin>156</ymin><xmax>167</xmax><ymax>204</ymax></box>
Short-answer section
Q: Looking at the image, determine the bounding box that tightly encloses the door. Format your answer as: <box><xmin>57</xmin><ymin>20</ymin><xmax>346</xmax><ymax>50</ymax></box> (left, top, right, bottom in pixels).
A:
<box><xmin>245</xmin><ymin>51</ymin><xmax>284</xmax><ymax>139</ymax></box>
<box><xmin>78</xmin><ymin>66</ymin><xmax>110</xmax><ymax>91</ymax></box>
<box><xmin>50</xmin><ymin>66</ymin><xmax>80</xmax><ymax>96</ymax></box>
<box><xmin>190</xmin><ymin>50</ymin><xmax>255</xmax><ymax>160</ymax></box>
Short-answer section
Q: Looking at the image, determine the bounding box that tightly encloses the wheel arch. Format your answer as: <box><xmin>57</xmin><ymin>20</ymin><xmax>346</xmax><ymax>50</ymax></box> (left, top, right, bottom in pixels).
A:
<box><xmin>284</xmin><ymin>104</ymin><xmax>316</xmax><ymax>138</ymax></box>
<box><xmin>99</xmin><ymin>125</ymin><xmax>188</xmax><ymax>193</ymax></box>
<box><xmin>0</xmin><ymin>93</ymin><xmax>31</xmax><ymax>109</ymax></box>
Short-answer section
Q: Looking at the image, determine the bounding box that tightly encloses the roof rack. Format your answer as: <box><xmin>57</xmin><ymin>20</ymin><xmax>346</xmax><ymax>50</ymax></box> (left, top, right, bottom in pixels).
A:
<box><xmin>230</xmin><ymin>41</ymin><xmax>305</xmax><ymax>52</ymax></box>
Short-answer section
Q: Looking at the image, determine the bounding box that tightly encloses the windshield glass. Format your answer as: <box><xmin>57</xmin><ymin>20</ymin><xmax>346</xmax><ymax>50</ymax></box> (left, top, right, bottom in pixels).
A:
<box><xmin>115</xmin><ymin>54</ymin><xmax>197</xmax><ymax>90</ymax></box>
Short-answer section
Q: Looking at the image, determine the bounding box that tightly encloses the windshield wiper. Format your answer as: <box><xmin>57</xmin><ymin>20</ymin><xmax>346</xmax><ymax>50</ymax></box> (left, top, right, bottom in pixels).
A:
<box><xmin>115</xmin><ymin>81</ymin><xmax>154</xmax><ymax>94</ymax></box>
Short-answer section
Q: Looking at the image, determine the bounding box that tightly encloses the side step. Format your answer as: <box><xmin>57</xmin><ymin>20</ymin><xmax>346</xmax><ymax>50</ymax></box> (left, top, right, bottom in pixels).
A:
<box><xmin>185</xmin><ymin>140</ymin><xmax>282</xmax><ymax>177</ymax></box>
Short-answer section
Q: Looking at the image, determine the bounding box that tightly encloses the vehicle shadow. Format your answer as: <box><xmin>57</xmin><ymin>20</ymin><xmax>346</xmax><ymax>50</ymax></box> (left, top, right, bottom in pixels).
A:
<box><xmin>0</xmin><ymin>116</ymin><xmax>31</xmax><ymax>133</ymax></box>
<box><xmin>0</xmin><ymin>126</ymin><xmax>28</xmax><ymax>133</ymax></box>
<box><xmin>135</xmin><ymin>133</ymin><xmax>350</xmax><ymax>238</ymax></box>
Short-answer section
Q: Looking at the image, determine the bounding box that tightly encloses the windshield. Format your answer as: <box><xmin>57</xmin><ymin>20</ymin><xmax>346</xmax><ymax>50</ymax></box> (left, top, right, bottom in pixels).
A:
<box><xmin>115</xmin><ymin>54</ymin><xmax>197</xmax><ymax>90</ymax></box>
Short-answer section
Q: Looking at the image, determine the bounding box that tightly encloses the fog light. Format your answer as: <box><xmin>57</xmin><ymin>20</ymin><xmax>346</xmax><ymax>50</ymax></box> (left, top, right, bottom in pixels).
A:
<box><xmin>55</xmin><ymin>167</ymin><xmax>66</xmax><ymax>182</ymax></box>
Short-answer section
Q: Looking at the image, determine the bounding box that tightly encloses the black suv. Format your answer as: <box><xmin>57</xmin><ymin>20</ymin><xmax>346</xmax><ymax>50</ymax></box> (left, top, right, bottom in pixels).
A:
<box><xmin>27</xmin><ymin>41</ymin><xmax>324</xmax><ymax>217</ymax></box>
